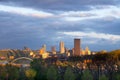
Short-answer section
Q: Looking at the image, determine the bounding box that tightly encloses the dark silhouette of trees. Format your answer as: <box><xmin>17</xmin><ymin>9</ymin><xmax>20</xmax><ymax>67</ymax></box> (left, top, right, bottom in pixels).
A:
<box><xmin>113</xmin><ymin>72</ymin><xmax>120</xmax><ymax>80</ymax></box>
<box><xmin>99</xmin><ymin>75</ymin><xmax>108</xmax><ymax>80</ymax></box>
<box><xmin>30</xmin><ymin>58</ymin><xmax>47</xmax><ymax>80</ymax></box>
<box><xmin>5</xmin><ymin>64</ymin><xmax>19</xmax><ymax>80</ymax></box>
<box><xmin>0</xmin><ymin>66</ymin><xmax>7</xmax><ymax>80</ymax></box>
<box><xmin>64</xmin><ymin>66</ymin><xmax>76</xmax><ymax>80</ymax></box>
<box><xmin>81</xmin><ymin>69</ymin><xmax>93</xmax><ymax>80</ymax></box>
<box><xmin>47</xmin><ymin>66</ymin><xmax>58</xmax><ymax>80</ymax></box>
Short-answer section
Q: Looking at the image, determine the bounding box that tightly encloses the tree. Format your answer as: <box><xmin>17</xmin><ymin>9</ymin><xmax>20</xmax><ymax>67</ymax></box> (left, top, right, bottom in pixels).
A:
<box><xmin>0</xmin><ymin>66</ymin><xmax>7</xmax><ymax>80</ymax></box>
<box><xmin>64</xmin><ymin>67</ymin><xmax>76</xmax><ymax>80</ymax></box>
<box><xmin>99</xmin><ymin>75</ymin><xmax>108</xmax><ymax>80</ymax></box>
<box><xmin>93</xmin><ymin>52</ymin><xmax>108</xmax><ymax>63</ymax></box>
<box><xmin>81</xmin><ymin>69</ymin><xmax>93</xmax><ymax>80</ymax></box>
<box><xmin>5</xmin><ymin>64</ymin><xmax>19</xmax><ymax>80</ymax></box>
<box><xmin>114</xmin><ymin>73</ymin><xmax>120</xmax><ymax>80</ymax></box>
<box><xmin>116</xmin><ymin>74</ymin><xmax>120</xmax><ymax>80</ymax></box>
<box><xmin>30</xmin><ymin>58</ymin><xmax>47</xmax><ymax>80</ymax></box>
<box><xmin>108</xmin><ymin>49</ymin><xmax>120</xmax><ymax>64</ymax></box>
<box><xmin>47</xmin><ymin>66</ymin><xmax>58</xmax><ymax>80</ymax></box>
<box><xmin>25</xmin><ymin>69</ymin><xmax>36</xmax><ymax>80</ymax></box>
<box><xmin>19</xmin><ymin>67</ymin><xmax>27</xmax><ymax>80</ymax></box>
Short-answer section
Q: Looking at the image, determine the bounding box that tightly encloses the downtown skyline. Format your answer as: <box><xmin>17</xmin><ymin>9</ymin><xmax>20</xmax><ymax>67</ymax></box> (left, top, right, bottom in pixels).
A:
<box><xmin>0</xmin><ymin>0</ymin><xmax>120</xmax><ymax>51</ymax></box>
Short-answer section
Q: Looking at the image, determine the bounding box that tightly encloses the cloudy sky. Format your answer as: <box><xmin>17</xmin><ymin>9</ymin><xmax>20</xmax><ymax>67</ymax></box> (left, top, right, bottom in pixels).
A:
<box><xmin>0</xmin><ymin>0</ymin><xmax>120</xmax><ymax>51</ymax></box>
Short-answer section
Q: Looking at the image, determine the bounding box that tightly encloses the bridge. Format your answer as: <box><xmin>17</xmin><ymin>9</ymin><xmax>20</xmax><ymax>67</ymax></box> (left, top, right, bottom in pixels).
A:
<box><xmin>10</xmin><ymin>57</ymin><xmax>33</xmax><ymax>66</ymax></box>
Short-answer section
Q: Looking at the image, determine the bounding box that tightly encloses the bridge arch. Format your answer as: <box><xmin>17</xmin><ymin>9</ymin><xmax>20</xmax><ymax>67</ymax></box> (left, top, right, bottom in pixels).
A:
<box><xmin>11</xmin><ymin>57</ymin><xmax>33</xmax><ymax>63</ymax></box>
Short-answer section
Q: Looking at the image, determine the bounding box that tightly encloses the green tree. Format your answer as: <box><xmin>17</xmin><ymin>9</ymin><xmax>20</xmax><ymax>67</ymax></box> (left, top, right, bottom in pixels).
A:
<box><xmin>114</xmin><ymin>73</ymin><xmax>120</xmax><ymax>80</ymax></box>
<box><xmin>81</xmin><ymin>69</ymin><xmax>93</xmax><ymax>80</ymax></box>
<box><xmin>0</xmin><ymin>66</ymin><xmax>7</xmax><ymax>80</ymax></box>
<box><xmin>64</xmin><ymin>67</ymin><xmax>76</xmax><ymax>80</ymax></box>
<box><xmin>99</xmin><ymin>75</ymin><xmax>108</xmax><ymax>80</ymax></box>
<box><xmin>47</xmin><ymin>66</ymin><xmax>58</xmax><ymax>80</ymax></box>
<box><xmin>5</xmin><ymin>64</ymin><xmax>19</xmax><ymax>80</ymax></box>
<box><xmin>116</xmin><ymin>74</ymin><xmax>120</xmax><ymax>80</ymax></box>
<box><xmin>30</xmin><ymin>58</ymin><xmax>47</xmax><ymax>80</ymax></box>
<box><xmin>25</xmin><ymin>68</ymin><xmax>36</xmax><ymax>80</ymax></box>
<box><xmin>19</xmin><ymin>67</ymin><xmax>27</xmax><ymax>80</ymax></box>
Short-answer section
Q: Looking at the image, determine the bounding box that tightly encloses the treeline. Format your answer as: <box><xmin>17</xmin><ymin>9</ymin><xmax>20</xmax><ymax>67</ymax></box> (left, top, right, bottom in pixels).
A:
<box><xmin>0</xmin><ymin>49</ymin><xmax>120</xmax><ymax>80</ymax></box>
<box><xmin>68</xmin><ymin>49</ymin><xmax>120</xmax><ymax>64</ymax></box>
<box><xmin>0</xmin><ymin>58</ymin><xmax>120</xmax><ymax>80</ymax></box>
<box><xmin>93</xmin><ymin>49</ymin><xmax>120</xmax><ymax>64</ymax></box>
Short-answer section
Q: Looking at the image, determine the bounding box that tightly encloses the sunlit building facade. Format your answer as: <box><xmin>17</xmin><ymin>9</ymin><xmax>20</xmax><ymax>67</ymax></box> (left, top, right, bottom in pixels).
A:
<box><xmin>81</xmin><ymin>46</ymin><xmax>91</xmax><ymax>55</ymax></box>
<box><xmin>60</xmin><ymin>41</ymin><xmax>65</xmax><ymax>54</ymax></box>
<box><xmin>42</xmin><ymin>52</ymin><xmax>49</xmax><ymax>59</ymax></box>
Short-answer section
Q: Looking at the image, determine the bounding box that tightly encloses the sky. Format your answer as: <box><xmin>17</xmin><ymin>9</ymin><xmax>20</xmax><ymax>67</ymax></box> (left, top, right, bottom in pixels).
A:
<box><xmin>0</xmin><ymin>0</ymin><xmax>120</xmax><ymax>51</ymax></box>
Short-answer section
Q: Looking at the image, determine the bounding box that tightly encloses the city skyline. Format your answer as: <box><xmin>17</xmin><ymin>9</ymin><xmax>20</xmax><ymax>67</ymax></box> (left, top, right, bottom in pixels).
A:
<box><xmin>0</xmin><ymin>0</ymin><xmax>120</xmax><ymax>51</ymax></box>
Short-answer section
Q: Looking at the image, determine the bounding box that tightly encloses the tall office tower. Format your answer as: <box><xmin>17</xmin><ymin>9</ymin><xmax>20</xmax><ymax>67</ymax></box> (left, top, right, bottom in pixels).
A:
<box><xmin>74</xmin><ymin>39</ymin><xmax>81</xmax><ymax>56</ymax></box>
<box><xmin>60</xmin><ymin>41</ymin><xmax>65</xmax><ymax>54</ymax></box>
<box><xmin>42</xmin><ymin>44</ymin><xmax>46</xmax><ymax>53</ymax></box>
<box><xmin>51</xmin><ymin>46</ymin><xmax>56</xmax><ymax>54</ymax></box>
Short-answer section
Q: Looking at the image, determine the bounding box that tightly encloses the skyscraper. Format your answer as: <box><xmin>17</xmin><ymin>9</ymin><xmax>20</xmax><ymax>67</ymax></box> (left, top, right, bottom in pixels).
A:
<box><xmin>42</xmin><ymin>44</ymin><xmax>46</xmax><ymax>53</ymax></box>
<box><xmin>60</xmin><ymin>41</ymin><xmax>65</xmax><ymax>54</ymax></box>
<box><xmin>39</xmin><ymin>44</ymin><xmax>46</xmax><ymax>55</ymax></box>
<box><xmin>74</xmin><ymin>39</ymin><xmax>81</xmax><ymax>56</ymax></box>
<box><xmin>51</xmin><ymin>46</ymin><xmax>56</xmax><ymax>54</ymax></box>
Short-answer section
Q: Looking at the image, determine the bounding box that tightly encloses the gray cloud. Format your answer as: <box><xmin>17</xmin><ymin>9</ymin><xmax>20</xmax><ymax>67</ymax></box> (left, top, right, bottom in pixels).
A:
<box><xmin>0</xmin><ymin>0</ymin><xmax>119</xmax><ymax>11</ymax></box>
<box><xmin>0</xmin><ymin>0</ymin><xmax>120</xmax><ymax>51</ymax></box>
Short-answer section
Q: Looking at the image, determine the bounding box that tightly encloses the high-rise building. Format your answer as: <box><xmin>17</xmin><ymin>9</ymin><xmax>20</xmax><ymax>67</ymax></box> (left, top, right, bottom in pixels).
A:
<box><xmin>74</xmin><ymin>39</ymin><xmax>81</xmax><ymax>56</ymax></box>
<box><xmin>60</xmin><ymin>41</ymin><xmax>65</xmax><ymax>54</ymax></box>
<box><xmin>51</xmin><ymin>46</ymin><xmax>56</xmax><ymax>54</ymax></box>
<box><xmin>42</xmin><ymin>44</ymin><xmax>46</xmax><ymax>53</ymax></box>
<box><xmin>39</xmin><ymin>48</ymin><xmax>44</xmax><ymax>55</ymax></box>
